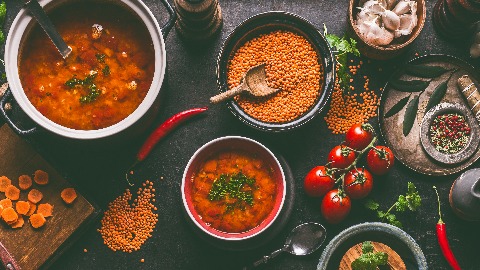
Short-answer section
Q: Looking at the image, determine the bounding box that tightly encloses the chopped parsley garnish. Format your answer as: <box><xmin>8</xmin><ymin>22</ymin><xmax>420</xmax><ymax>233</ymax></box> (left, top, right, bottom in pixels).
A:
<box><xmin>102</xmin><ymin>65</ymin><xmax>110</xmax><ymax>76</ymax></box>
<box><xmin>351</xmin><ymin>241</ymin><xmax>388</xmax><ymax>270</ymax></box>
<box><xmin>96</xmin><ymin>53</ymin><xmax>106</xmax><ymax>63</ymax></box>
<box><xmin>65</xmin><ymin>73</ymin><xmax>101</xmax><ymax>104</ymax></box>
<box><xmin>208</xmin><ymin>172</ymin><xmax>256</xmax><ymax>212</ymax></box>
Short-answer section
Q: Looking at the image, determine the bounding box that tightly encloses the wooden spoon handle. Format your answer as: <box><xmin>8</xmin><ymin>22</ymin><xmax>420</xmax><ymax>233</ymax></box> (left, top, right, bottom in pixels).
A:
<box><xmin>0</xmin><ymin>241</ymin><xmax>21</xmax><ymax>270</ymax></box>
<box><xmin>210</xmin><ymin>84</ymin><xmax>245</xmax><ymax>104</ymax></box>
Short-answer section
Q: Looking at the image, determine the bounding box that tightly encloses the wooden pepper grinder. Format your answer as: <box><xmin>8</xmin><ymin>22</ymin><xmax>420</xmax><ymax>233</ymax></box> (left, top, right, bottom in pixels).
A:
<box><xmin>174</xmin><ymin>0</ymin><xmax>223</xmax><ymax>43</ymax></box>
<box><xmin>458</xmin><ymin>75</ymin><xmax>480</xmax><ymax>122</ymax></box>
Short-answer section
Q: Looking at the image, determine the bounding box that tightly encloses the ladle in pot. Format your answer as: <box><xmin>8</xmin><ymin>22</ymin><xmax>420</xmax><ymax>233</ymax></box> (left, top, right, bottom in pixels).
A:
<box><xmin>23</xmin><ymin>0</ymin><xmax>72</xmax><ymax>58</ymax></box>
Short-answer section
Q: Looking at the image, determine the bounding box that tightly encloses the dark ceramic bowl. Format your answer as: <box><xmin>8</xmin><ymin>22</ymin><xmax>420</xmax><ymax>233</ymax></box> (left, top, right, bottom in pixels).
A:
<box><xmin>216</xmin><ymin>11</ymin><xmax>335</xmax><ymax>132</ymax></box>
<box><xmin>420</xmin><ymin>103</ymin><xmax>480</xmax><ymax>165</ymax></box>
<box><xmin>317</xmin><ymin>222</ymin><xmax>427</xmax><ymax>270</ymax></box>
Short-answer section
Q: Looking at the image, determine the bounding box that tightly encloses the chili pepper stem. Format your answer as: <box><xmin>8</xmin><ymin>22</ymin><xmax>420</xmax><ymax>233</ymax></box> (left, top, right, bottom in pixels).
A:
<box><xmin>433</xmin><ymin>186</ymin><xmax>444</xmax><ymax>224</ymax></box>
<box><xmin>125</xmin><ymin>160</ymin><xmax>141</xmax><ymax>186</ymax></box>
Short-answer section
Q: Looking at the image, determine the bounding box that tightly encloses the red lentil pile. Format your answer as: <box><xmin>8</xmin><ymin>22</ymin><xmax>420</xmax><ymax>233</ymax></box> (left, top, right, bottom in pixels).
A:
<box><xmin>98</xmin><ymin>180</ymin><xmax>158</xmax><ymax>252</ymax></box>
<box><xmin>324</xmin><ymin>60</ymin><xmax>379</xmax><ymax>134</ymax></box>
<box><xmin>227</xmin><ymin>30</ymin><xmax>323</xmax><ymax>123</ymax></box>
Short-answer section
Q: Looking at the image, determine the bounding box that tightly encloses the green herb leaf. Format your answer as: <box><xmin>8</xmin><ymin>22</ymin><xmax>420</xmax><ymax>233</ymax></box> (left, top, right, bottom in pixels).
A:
<box><xmin>384</xmin><ymin>95</ymin><xmax>410</xmax><ymax>118</ymax></box>
<box><xmin>425</xmin><ymin>80</ymin><xmax>448</xmax><ymax>112</ymax></box>
<box><xmin>365</xmin><ymin>199</ymin><xmax>379</xmax><ymax>211</ymax></box>
<box><xmin>405</xmin><ymin>64</ymin><xmax>450</xmax><ymax>78</ymax></box>
<box><xmin>102</xmin><ymin>65</ymin><xmax>110</xmax><ymax>76</ymax></box>
<box><xmin>403</xmin><ymin>95</ymin><xmax>419</xmax><ymax>136</ymax></box>
<box><xmin>351</xmin><ymin>241</ymin><xmax>389</xmax><ymax>270</ymax></box>
<box><xmin>405</xmin><ymin>182</ymin><xmax>422</xmax><ymax>211</ymax></box>
<box><xmin>390</xmin><ymin>79</ymin><xmax>430</xmax><ymax>92</ymax></box>
<box><xmin>96</xmin><ymin>53</ymin><xmax>106</xmax><ymax>63</ymax></box>
<box><xmin>396</xmin><ymin>196</ymin><xmax>408</xmax><ymax>212</ymax></box>
<box><xmin>208</xmin><ymin>172</ymin><xmax>256</xmax><ymax>212</ymax></box>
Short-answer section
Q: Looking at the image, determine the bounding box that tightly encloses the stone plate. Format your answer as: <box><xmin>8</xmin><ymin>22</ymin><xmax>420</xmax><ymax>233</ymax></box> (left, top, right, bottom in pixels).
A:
<box><xmin>379</xmin><ymin>54</ymin><xmax>480</xmax><ymax>176</ymax></box>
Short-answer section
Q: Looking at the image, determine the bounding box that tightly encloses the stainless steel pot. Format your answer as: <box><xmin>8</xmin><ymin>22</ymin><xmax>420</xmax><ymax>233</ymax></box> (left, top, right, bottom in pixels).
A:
<box><xmin>0</xmin><ymin>0</ymin><xmax>176</xmax><ymax>139</ymax></box>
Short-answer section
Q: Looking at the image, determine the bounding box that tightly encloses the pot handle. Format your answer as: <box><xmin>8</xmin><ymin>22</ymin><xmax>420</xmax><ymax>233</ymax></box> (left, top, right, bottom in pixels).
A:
<box><xmin>0</xmin><ymin>89</ymin><xmax>38</xmax><ymax>136</ymax></box>
<box><xmin>159</xmin><ymin>0</ymin><xmax>177</xmax><ymax>38</ymax></box>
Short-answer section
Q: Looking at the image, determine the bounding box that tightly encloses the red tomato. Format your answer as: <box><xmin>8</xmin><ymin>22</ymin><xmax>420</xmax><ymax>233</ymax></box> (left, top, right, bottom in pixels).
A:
<box><xmin>321</xmin><ymin>189</ymin><xmax>351</xmax><ymax>224</ymax></box>
<box><xmin>345</xmin><ymin>123</ymin><xmax>374</xmax><ymax>150</ymax></box>
<box><xmin>367</xmin><ymin>146</ymin><xmax>395</xmax><ymax>175</ymax></box>
<box><xmin>344</xmin><ymin>168</ymin><xmax>374</xmax><ymax>199</ymax></box>
<box><xmin>304</xmin><ymin>166</ymin><xmax>335</xmax><ymax>197</ymax></box>
<box><xmin>328</xmin><ymin>145</ymin><xmax>356</xmax><ymax>169</ymax></box>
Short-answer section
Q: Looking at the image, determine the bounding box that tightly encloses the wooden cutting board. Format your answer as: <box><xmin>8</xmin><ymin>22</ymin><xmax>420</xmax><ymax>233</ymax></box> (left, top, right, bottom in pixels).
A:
<box><xmin>0</xmin><ymin>124</ymin><xmax>98</xmax><ymax>270</ymax></box>
<box><xmin>339</xmin><ymin>241</ymin><xmax>406</xmax><ymax>270</ymax></box>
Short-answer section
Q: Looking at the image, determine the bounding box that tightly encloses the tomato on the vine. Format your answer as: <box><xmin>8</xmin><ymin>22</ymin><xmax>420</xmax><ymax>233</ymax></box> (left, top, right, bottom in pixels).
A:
<box><xmin>345</xmin><ymin>123</ymin><xmax>374</xmax><ymax>150</ymax></box>
<box><xmin>304</xmin><ymin>166</ymin><xmax>335</xmax><ymax>197</ymax></box>
<box><xmin>327</xmin><ymin>145</ymin><xmax>356</xmax><ymax>169</ymax></box>
<box><xmin>344</xmin><ymin>168</ymin><xmax>373</xmax><ymax>199</ymax></box>
<box><xmin>367</xmin><ymin>146</ymin><xmax>395</xmax><ymax>175</ymax></box>
<box><xmin>321</xmin><ymin>189</ymin><xmax>351</xmax><ymax>224</ymax></box>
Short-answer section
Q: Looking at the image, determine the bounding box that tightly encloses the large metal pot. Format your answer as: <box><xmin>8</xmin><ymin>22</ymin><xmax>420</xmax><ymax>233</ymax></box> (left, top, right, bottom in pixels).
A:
<box><xmin>0</xmin><ymin>0</ymin><xmax>176</xmax><ymax>139</ymax></box>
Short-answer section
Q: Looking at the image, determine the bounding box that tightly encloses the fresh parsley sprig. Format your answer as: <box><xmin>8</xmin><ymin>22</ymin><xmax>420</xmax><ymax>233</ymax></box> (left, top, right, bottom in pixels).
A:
<box><xmin>365</xmin><ymin>182</ymin><xmax>422</xmax><ymax>228</ymax></box>
<box><xmin>351</xmin><ymin>241</ymin><xmax>388</xmax><ymax>270</ymax></box>
<box><xmin>323</xmin><ymin>24</ymin><xmax>360</xmax><ymax>93</ymax></box>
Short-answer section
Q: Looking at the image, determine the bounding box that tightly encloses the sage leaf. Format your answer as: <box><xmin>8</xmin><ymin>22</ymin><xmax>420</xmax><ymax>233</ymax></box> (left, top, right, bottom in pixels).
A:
<box><xmin>403</xmin><ymin>95</ymin><xmax>419</xmax><ymax>136</ymax></box>
<box><xmin>404</xmin><ymin>64</ymin><xmax>450</xmax><ymax>78</ymax></box>
<box><xmin>384</xmin><ymin>95</ymin><xmax>410</xmax><ymax>118</ymax></box>
<box><xmin>425</xmin><ymin>80</ymin><xmax>448</xmax><ymax>112</ymax></box>
<box><xmin>390</xmin><ymin>79</ymin><xmax>430</xmax><ymax>92</ymax></box>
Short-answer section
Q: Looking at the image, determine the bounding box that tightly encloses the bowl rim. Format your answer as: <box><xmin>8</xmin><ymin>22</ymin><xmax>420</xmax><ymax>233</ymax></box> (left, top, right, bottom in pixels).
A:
<box><xmin>181</xmin><ymin>135</ymin><xmax>286</xmax><ymax>241</ymax></box>
<box><xmin>348</xmin><ymin>0</ymin><xmax>426</xmax><ymax>51</ymax></box>
<box><xmin>215</xmin><ymin>11</ymin><xmax>336</xmax><ymax>132</ymax></box>
<box><xmin>317</xmin><ymin>222</ymin><xmax>428</xmax><ymax>270</ymax></box>
<box><xmin>5</xmin><ymin>0</ymin><xmax>166</xmax><ymax>139</ymax></box>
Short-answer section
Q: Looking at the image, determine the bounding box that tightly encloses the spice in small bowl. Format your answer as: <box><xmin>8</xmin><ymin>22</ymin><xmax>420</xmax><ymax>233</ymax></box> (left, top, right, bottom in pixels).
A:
<box><xmin>420</xmin><ymin>103</ymin><xmax>480</xmax><ymax>165</ymax></box>
<box><xmin>429</xmin><ymin>113</ymin><xmax>471</xmax><ymax>154</ymax></box>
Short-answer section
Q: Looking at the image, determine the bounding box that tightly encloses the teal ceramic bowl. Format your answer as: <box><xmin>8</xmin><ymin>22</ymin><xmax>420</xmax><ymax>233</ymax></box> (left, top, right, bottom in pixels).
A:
<box><xmin>317</xmin><ymin>222</ymin><xmax>427</xmax><ymax>270</ymax></box>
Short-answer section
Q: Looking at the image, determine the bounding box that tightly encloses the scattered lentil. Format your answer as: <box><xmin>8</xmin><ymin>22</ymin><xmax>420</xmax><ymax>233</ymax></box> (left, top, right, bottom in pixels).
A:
<box><xmin>34</xmin><ymin>170</ymin><xmax>49</xmax><ymax>185</ymax></box>
<box><xmin>0</xmin><ymin>176</ymin><xmax>11</xmax><ymax>192</ymax></box>
<box><xmin>18</xmin><ymin>175</ymin><xmax>33</xmax><ymax>190</ymax></box>
<box><xmin>324</xmin><ymin>60</ymin><xmax>379</xmax><ymax>134</ymax></box>
<box><xmin>228</xmin><ymin>30</ymin><xmax>323</xmax><ymax>123</ymax></box>
<box><xmin>98</xmin><ymin>180</ymin><xmax>158</xmax><ymax>252</ymax></box>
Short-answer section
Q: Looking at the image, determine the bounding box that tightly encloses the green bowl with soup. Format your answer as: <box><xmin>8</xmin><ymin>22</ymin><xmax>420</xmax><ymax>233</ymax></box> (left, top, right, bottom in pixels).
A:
<box><xmin>3</xmin><ymin>0</ymin><xmax>175</xmax><ymax>138</ymax></box>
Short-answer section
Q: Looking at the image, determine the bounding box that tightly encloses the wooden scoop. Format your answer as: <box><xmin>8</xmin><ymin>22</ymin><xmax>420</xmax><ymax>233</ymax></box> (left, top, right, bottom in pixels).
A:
<box><xmin>210</xmin><ymin>64</ymin><xmax>280</xmax><ymax>104</ymax></box>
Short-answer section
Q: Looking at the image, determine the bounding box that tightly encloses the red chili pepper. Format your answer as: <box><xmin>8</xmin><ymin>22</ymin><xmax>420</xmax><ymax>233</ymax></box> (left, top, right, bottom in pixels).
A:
<box><xmin>433</xmin><ymin>186</ymin><xmax>461</xmax><ymax>270</ymax></box>
<box><xmin>125</xmin><ymin>107</ymin><xmax>208</xmax><ymax>185</ymax></box>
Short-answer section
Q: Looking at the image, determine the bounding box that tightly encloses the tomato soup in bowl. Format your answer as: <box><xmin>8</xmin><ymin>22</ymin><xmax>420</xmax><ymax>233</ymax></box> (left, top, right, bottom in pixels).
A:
<box><xmin>182</xmin><ymin>136</ymin><xmax>286</xmax><ymax>240</ymax></box>
<box><xmin>5</xmin><ymin>0</ymin><xmax>170</xmax><ymax>139</ymax></box>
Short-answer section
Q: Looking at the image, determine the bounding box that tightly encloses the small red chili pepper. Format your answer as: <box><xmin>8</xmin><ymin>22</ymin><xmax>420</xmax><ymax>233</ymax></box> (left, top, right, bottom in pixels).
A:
<box><xmin>433</xmin><ymin>186</ymin><xmax>461</xmax><ymax>270</ymax></box>
<box><xmin>125</xmin><ymin>107</ymin><xmax>208</xmax><ymax>185</ymax></box>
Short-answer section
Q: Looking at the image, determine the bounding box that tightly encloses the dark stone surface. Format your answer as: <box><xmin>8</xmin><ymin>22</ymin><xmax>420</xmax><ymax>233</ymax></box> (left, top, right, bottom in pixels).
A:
<box><xmin>1</xmin><ymin>0</ymin><xmax>480</xmax><ymax>269</ymax></box>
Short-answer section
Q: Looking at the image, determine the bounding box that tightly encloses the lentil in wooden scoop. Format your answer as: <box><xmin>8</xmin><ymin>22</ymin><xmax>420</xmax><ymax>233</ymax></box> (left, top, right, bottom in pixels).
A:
<box><xmin>210</xmin><ymin>63</ymin><xmax>280</xmax><ymax>104</ymax></box>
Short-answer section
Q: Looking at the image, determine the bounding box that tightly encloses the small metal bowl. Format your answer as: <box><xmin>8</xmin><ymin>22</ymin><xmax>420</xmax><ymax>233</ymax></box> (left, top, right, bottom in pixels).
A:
<box><xmin>216</xmin><ymin>11</ymin><xmax>335</xmax><ymax>132</ymax></box>
<box><xmin>420</xmin><ymin>103</ymin><xmax>480</xmax><ymax>165</ymax></box>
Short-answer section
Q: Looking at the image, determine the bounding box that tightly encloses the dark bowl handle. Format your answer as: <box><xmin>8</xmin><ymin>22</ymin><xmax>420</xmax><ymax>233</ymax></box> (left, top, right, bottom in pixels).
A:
<box><xmin>159</xmin><ymin>0</ymin><xmax>177</xmax><ymax>38</ymax></box>
<box><xmin>0</xmin><ymin>89</ymin><xmax>38</xmax><ymax>136</ymax></box>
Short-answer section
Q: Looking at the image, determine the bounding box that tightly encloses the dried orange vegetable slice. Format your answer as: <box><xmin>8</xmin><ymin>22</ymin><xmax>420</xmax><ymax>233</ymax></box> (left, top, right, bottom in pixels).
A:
<box><xmin>0</xmin><ymin>176</ymin><xmax>11</xmax><ymax>192</ymax></box>
<box><xmin>1</xmin><ymin>207</ymin><xmax>18</xmax><ymax>223</ymax></box>
<box><xmin>11</xmin><ymin>216</ymin><xmax>24</xmax><ymax>229</ymax></box>
<box><xmin>34</xmin><ymin>170</ymin><xmax>49</xmax><ymax>185</ymax></box>
<box><xmin>25</xmin><ymin>202</ymin><xmax>37</xmax><ymax>216</ymax></box>
<box><xmin>37</xmin><ymin>203</ymin><xmax>53</xmax><ymax>218</ymax></box>
<box><xmin>29</xmin><ymin>213</ymin><xmax>46</xmax><ymax>228</ymax></box>
<box><xmin>15</xmin><ymin>201</ymin><xmax>30</xmax><ymax>215</ymax></box>
<box><xmin>18</xmin><ymin>175</ymin><xmax>33</xmax><ymax>190</ymax></box>
<box><xmin>61</xmin><ymin>188</ymin><xmax>77</xmax><ymax>204</ymax></box>
<box><xmin>28</xmin><ymin>189</ymin><xmax>43</xmax><ymax>204</ymax></box>
<box><xmin>5</xmin><ymin>185</ymin><xmax>20</xmax><ymax>201</ymax></box>
<box><xmin>0</xmin><ymin>198</ymin><xmax>12</xmax><ymax>209</ymax></box>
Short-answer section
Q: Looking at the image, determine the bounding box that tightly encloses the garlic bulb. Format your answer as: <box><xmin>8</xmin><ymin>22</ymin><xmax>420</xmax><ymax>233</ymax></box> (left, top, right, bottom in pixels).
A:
<box><xmin>355</xmin><ymin>19</ymin><xmax>394</xmax><ymax>46</ymax></box>
<box><xmin>382</xmin><ymin>10</ymin><xmax>401</xmax><ymax>31</ymax></box>
<box><xmin>392</xmin><ymin>1</ymin><xmax>410</xmax><ymax>15</ymax></box>
<box><xmin>362</xmin><ymin>0</ymin><xmax>386</xmax><ymax>13</ymax></box>
<box><xmin>356</xmin><ymin>8</ymin><xmax>379</xmax><ymax>25</ymax></box>
<box><xmin>394</xmin><ymin>13</ymin><xmax>417</xmax><ymax>37</ymax></box>
<box><xmin>386</xmin><ymin>0</ymin><xmax>399</xmax><ymax>9</ymax></box>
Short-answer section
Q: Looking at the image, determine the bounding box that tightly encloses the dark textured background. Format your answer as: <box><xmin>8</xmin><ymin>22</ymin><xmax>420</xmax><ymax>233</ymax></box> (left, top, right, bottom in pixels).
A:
<box><xmin>1</xmin><ymin>0</ymin><xmax>480</xmax><ymax>269</ymax></box>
